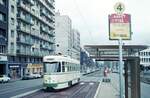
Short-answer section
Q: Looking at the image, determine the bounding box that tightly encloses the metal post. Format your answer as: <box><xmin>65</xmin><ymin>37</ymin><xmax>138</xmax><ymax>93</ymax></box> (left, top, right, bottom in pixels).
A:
<box><xmin>119</xmin><ymin>38</ymin><xmax>124</xmax><ymax>98</ymax></box>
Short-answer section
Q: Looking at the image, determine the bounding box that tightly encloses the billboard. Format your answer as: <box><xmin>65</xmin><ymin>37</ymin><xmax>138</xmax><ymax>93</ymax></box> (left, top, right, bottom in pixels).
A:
<box><xmin>109</xmin><ymin>13</ymin><xmax>131</xmax><ymax>40</ymax></box>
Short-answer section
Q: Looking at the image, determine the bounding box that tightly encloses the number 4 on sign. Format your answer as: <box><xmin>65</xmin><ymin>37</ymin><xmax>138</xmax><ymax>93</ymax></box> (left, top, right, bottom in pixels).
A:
<box><xmin>114</xmin><ymin>2</ymin><xmax>125</xmax><ymax>14</ymax></box>
<box><xmin>117</xmin><ymin>4</ymin><xmax>123</xmax><ymax>11</ymax></box>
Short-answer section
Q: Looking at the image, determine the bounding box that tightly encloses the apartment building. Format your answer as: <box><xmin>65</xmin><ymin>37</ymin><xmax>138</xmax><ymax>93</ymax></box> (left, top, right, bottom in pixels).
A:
<box><xmin>55</xmin><ymin>12</ymin><xmax>72</xmax><ymax>56</ymax></box>
<box><xmin>0</xmin><ymin>0</ymin><xmax>8</xmax><ymax>75</ymax></box>
<box><xmin>55</xmin><ymin>12</ymin><xmax>81</xmax><ymax>61</ymax></box>
<box><xmin>71</xmin><ymin>29</ymin><xmax>80</xmax><ymax>60</ymax></box>
<box><xmin>7</xmin><ymin>0</ymin><xmax>55</xmax><ymax>78</ymax></box>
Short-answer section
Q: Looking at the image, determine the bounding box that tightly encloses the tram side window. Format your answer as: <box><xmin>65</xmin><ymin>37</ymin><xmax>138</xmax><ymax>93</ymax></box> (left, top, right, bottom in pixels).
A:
<box><xmin>57</xmin><ymin>62</ymin><xmax>61</xmax><ymax>72</ymax></box>
<box><xmin>62</xmin><ymin>62</ymin><xmax>65</xmax><ymax>72</ymax></box>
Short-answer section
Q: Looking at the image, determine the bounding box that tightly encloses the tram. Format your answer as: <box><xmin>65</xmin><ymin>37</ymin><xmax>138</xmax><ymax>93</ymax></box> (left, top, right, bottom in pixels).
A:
<box><xmin>43</xmin><ymin>55</ymin><xmax>80</xmax><ymax>90</ymax></box>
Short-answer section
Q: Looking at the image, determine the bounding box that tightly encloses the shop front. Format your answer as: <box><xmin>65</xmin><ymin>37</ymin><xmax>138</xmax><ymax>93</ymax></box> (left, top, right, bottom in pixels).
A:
<box><xmin>0</xmin><ymin>55</ymin><xmax>8</xmax><ymax>75</ymax></box>
<box><xmin>24</xmin><ymin>63</ymin><xmax>43</xmax><ymax>75</ymax></box>
<box><xmin>8</xmin><ymin>64</ymin><xmax>21</xmax><ymax>79</ymax></box>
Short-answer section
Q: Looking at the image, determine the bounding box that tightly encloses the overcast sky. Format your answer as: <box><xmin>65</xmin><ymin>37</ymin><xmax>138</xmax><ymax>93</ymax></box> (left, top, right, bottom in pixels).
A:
<box><xmin>55</xmin><ymin>0</ymin><xmax>150</xmax><ymax>46</ymax></box>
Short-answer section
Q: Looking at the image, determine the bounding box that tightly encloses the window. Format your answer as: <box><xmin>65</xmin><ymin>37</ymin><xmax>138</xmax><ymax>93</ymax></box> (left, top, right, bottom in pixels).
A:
<box><xmin>11</xmin><ymin>30</ymin><xmax>14</xmax><ymax>38</ymax></box>
<box><xmin>23</xmin><ymin>23</ymin><xmax>26</xmax><ymax>28</ymax></box>
<box><xmin>44</xmin><ymin>62</ymin><xmax>61</xmax><ymax>73</ymax></box>
<box><xmin>0</xmin><ymin>13</ymin><xmax>6</xmax><ymax>22</ymax></box>
<box><xmin>32</xmin><ymin>9</ymin><xmax>35</xmax><ymax>13</ymax></box>
<box><xmin>36</xmin><ymin>21</ymin><xmax>39</xmax><ymax>26</ymax></box>
<box><xmin>11</xmin><ymin>18</ymin><xmax>15</xmax><ymax>25</ymax></box>
<box><xmin>62</xmin><ymin>65</ymin><xmax>65</xmax><ymax>72</ymax></box>
<box><xmin>11</xmin><ymin>5</ymin><xmax>15</xmax><ymax>13</ymax></box>
<box><xmin>0</xmin><ymin>45</ymin><xmax>6</xmax><ymax>53</ymax></box>
<box><xmin>11</xmin><ymin>42</ymin><xmax>14</xmax><ymax>52</ymax></box>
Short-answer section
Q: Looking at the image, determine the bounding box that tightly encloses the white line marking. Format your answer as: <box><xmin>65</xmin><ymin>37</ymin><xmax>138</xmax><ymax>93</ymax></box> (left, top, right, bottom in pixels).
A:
<box><xmin>10</xmin><ymin>89</ymin><xmax>41</xmax><ymax>98</ymax></box>
<box><xmin>94</xmin><ymin>81</ymin><xmax>101</xmax><ymax>98</ymax></box>
<box><xmin>80</xmin><ymin>82</ymin><xmax>85</xmax><ymax>85</ymax></box>
<box><xmin>89</xmin><ymin>82</ymin><xmax>94</xmax><ymax>85</ymax></box>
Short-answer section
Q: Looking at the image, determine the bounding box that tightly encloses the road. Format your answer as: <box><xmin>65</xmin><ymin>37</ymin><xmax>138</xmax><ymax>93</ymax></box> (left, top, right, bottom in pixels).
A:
<box><xmin>0</xmin><ymin>78</ymin><xmax>43</xmax><ymax>98</ymax></box>
<box><xmin>0</xmin><ymin>71</ymin><xmax>150</xmax><ymax>98</ymax></box>
<box><xmin>141</xmin><ymin>82</ymin><xmax>150</xmax><ymax>98</ymax></box>
<box><xmin>22</xmin><ymin>71</ymin><xmax>102</xmax><ymax>98</ymax></box>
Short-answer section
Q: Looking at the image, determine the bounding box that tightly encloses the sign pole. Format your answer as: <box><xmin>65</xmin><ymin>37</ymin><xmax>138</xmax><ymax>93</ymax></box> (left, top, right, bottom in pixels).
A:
<box><xmin>119</xmin><ymin>37</ymin><xmax>124</xmax><ymax>98</ymax></box>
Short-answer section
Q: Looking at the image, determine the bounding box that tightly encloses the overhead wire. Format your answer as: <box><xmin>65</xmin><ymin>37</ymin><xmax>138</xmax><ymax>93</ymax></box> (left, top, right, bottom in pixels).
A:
<box><xmin>72</xmin><ymin>0</ymin><xmax>95</xmax><ymax>44</ymax></box>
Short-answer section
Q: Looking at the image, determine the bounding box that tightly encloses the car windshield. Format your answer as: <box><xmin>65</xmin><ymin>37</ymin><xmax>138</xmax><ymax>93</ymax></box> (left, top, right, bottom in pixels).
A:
<box><xmin>44</xmin><ymin>62</ymin><xmax>61</xmax><ymax>74</ymax></box>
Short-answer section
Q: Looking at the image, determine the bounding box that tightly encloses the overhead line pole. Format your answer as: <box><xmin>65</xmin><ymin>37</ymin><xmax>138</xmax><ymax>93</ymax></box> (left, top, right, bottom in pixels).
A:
<box><xmin>119</xmin><ymin>37</ymin><xmax>124</xmax><ymax>98</ymax></box>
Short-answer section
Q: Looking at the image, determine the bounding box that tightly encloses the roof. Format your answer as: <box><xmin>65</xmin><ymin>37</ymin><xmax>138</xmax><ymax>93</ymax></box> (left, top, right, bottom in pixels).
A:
<box><xmin>84</xmin><ymin>45</ymin><xmax>148</xmax><ymax>49</ymax></box>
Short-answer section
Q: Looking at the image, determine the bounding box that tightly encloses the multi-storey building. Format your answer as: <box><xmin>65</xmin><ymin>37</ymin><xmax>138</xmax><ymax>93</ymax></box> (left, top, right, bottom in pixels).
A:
<box><xmin>55</xmin><ymin>12</ymin><xmax>72</xmax><ymax>56</ymax></box>
<box><xmin>55</xmin><ymin>12</ymin><xmax>81</xmax><ymax>60</ymax></box>
<box><xmin>139</xmin><ymin>48</ymin><xmax>150</xmax><ymax>67</ymax></box>
<box><xmin>71</xmin><ymin>29</ymin><xmax>80</xmax><ymax>60</ymax></box>
<box><xmin>0</xmin><ymin>0</ymin><xmax>8</xmax><ymax>75</ymax></box>
<box><xmin>7</xmin><ymin>0</ymin><xmax>55</xmax><ymax>78</ymax></box>
<box><xmin>80</xmin><ymin>48</ymin><xmax>98</xmax><ymax>73</ymax></box>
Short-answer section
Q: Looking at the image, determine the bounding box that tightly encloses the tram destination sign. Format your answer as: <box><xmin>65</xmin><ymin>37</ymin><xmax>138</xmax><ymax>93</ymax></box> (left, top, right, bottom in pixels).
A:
<box><xmin>109</xmin><ymin>13</ymin><xmax>131</xmax><ymax>40</ymax></box>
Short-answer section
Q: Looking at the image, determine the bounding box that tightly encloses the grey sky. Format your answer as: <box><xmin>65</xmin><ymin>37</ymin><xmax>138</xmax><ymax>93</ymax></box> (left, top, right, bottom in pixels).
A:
<box><xmin>56</xmin><ymin>0</ymin><xmax>150</xmax><ymax>46</ymax></box>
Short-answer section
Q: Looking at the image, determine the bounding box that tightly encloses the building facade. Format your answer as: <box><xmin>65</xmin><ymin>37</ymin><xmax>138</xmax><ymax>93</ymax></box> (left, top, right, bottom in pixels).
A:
<box><xmin>55</xmin><ymin>12</ymin><xmax>80</xmax><ymax>60</ymax></box>
<box><xmin>55</xmin><ymin>12</ymin><xmax>72</xmax><ymax>56</ymax></box>
<box><xmin>4</xmin><ymin>0</ymin><xmax>55</xmax><ymax>78</ymax></box>
<box><xmin>139</xmin><ymin>48</ymin><xmax>150</xmax><ymax>67</ymax></box>
<box><xmin>80</xmin><ymin>48</ymin><xmax>98</xmax><ymax>73</ymax></box>
<box><xmin>71</xmin><ymin>29</ymin><xmax>80</xmax><ymax>60</ymax></box>
<box><xmin>0</xmin><ymin>0</ymin><xmax>9</xmax><ymax>75</ymax></box>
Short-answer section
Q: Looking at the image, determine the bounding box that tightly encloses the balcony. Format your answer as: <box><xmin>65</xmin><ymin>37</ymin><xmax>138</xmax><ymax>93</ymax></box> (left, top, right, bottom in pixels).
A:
<box><xmin>0</xmin><ymin>36</ymin><xmax>7</xmax><ymax>45</ymax></box>
<box><xmin>47</xmin><ymin>0</ymin><xmax>55</xmax><ymax>8</ymax></box>
<box><xmin>40</xmin><ymin>9</ymin><xmax>46</xmax><ymax>16</ymax></box>
<box><xmin>17</xmin><ymin>1</ymin><xmax>31</xmax><ymax>12</ymax></box>
<box><xmin>40</xmin><ymin>26</ymin><xmax>49</xmax><ymax>33</ymax></box>
<box><xmin>38</xmin><ymin>0</ymin><xmax>55</xmax><ymax>15</ymax></box>
<box><xmin>17</xmin><ymin>26</ymin><xmax>30</xmax><ymax>34</ymax></box>
<box><xmin>26</xmin><ymin>0</ymin><xmax>34</xmax><ymax>6</ymax></box>
<box><xmin>17</xmin><ymin>38</ymin><xmax>31</xmax><ymax>46</ymax></box>
<box><xmin>49</xmin><ymin>31</ymin><xmax>55</xmax><ymax>37</ymax></box>
<box><xmin>40</xmin><ymin>44</ymin><xmax>51</xmax><ymax>50</ymax></box>
<box><xmin>17</xmin><ymin>14</ymin><xmax>33</xmax><ymax>25</ymax></box>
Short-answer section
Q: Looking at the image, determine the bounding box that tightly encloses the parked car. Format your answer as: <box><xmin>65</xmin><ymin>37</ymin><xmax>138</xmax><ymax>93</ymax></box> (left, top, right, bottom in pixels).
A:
<box><xmin>22</xmin><ymin>74</ymin><xmax>34</xmax><ymax>80</ymax></box>
<box><xmin>0</xmin><ymin>75</ymin><xmax>10</xmax><ymax>83</ymax></box>
<box><xmin>31</xmin><ymin>73</ymin><xmax>42</xmax><ymax>78</ymax></box>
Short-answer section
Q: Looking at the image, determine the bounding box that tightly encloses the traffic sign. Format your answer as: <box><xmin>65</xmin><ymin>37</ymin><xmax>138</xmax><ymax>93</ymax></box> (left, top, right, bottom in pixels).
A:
<box><xmin>114</xmin><ymin>2</ymin><xmax>125</xmax><ymax>14</ymax></box>
<box><xmin>109</xmin><ymin>13</ymin><xmax>131</xmax><ymax>40</ymax></box>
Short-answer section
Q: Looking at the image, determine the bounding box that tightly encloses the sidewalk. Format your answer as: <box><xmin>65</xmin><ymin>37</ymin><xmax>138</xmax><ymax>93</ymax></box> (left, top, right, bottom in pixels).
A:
<box><xmin>10</xmin><ymin>78</ymin><xmax>21</xmax><ymax>82</ymax></box>
<box><xmin>95</xmin><ymin>73</ymin><xmax>120</xmax><ymax>98</ymax></box>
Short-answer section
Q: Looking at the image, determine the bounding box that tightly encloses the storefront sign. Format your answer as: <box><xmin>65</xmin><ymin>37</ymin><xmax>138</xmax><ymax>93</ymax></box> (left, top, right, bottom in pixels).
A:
<box><xmin>0</xmin><ymin>55</ymin><xmax>7</xmax><ymax>61</ymax></box>
<box><xmin>9</xmin><ymin>65</ymin><xmax>20</xmax><ymax>68</ymax></box>
<box><xmin>27</xmin><ymin>64</ymin><xmax>43</xmax><ymax>68</ymax></box>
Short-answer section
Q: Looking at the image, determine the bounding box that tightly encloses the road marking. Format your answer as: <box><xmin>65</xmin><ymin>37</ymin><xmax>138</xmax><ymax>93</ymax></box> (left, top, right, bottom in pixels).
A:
<box><xmin>80</xmin><ymin>82</ymin><xmax>85</xmax><ymax>85</ymax></box>
<box><xmin>10</xmin><ymin>89</ymin><xmax>41</xmax><ymax>98</ymax></box>
<box><xmin>94</xmin><ymin>81</ymin><xmax>101</xmax><ymax>98</ymax></box>
<box><xmin>89</xmin><ymin>82</ymin><xmax>94</xmax><ymax>85</ymax></box>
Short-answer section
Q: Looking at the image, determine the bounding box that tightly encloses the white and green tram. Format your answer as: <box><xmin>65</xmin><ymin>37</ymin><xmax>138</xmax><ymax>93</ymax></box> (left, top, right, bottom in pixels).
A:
<box><xmin>43</xmin><ymin>55</ymin><xmax>81</xmax><ymax>90</ymax></box>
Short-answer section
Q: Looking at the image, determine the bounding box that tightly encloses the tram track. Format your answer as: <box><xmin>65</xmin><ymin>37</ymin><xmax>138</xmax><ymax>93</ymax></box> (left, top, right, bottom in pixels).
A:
<box><xmin>22</xmin><ymin>81</ymin><xmax>99</xmax><ymax>98</ymax></box>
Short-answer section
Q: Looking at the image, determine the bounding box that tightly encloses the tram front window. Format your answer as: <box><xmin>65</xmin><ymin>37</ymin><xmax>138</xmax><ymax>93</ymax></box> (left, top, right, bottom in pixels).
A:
<box><xmin>44</xmin><ymin>62</ymin><xmax>61</xmax><ymax>74</ymax></box>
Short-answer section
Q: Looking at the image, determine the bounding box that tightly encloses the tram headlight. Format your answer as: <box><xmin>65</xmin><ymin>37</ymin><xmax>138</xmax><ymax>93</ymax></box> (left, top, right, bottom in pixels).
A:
<box><xmin>44</xmin><ymin>76</ymin><xmax>51</xmax><ymax>83</ymax></box>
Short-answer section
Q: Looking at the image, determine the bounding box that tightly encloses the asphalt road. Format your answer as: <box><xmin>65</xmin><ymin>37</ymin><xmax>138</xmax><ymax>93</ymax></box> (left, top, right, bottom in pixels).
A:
<box><xmin>0</xmin><ymin>78</ymin><xmax>43</xmax><ymax>98</ymax></box>
<box><xmin>23</xmin><ymin>70</ymin><xmax>102</xmax><ymax>98</ymax></box>
<box><xmin>0</xmin><ymin>70</ymin><xmax>149</xmax><ymax>98</ymax></box>
<box><xmin>141</xmin><ymin>82</ymin><xmax>150</xmax><ymax>98</ymax></box>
